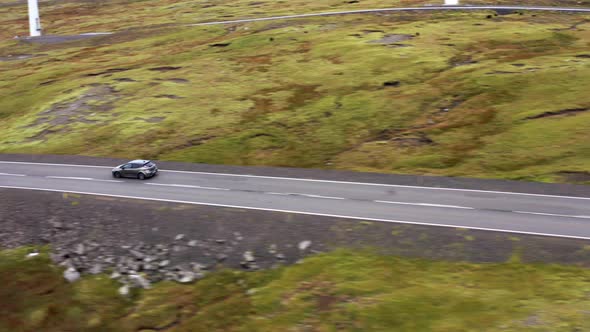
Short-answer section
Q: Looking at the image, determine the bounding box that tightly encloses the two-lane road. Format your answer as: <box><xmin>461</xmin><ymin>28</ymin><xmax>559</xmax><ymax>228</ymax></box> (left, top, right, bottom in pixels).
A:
<box><xmin>1</xmin><ymin>161</ymin><xmax>590</xmax><ymax>240</ymax></box>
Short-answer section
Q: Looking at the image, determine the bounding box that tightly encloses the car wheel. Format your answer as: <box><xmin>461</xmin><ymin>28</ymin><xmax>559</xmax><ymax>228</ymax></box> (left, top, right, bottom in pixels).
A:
<box><xmin>137</xmin><ymin>173</ymin><xmax>146</xmax><ymax>180</ymax></box>
<box><xmin>113</xmin><ymin>172</ymin><xmax>121</xmax><ymax>178</ymax></box>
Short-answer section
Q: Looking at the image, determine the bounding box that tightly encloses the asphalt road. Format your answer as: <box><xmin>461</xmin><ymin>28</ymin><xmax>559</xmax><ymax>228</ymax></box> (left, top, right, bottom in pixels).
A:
<box><xmin>1</xmin><ymin>161</ymin><xmax>590</xmax><ymax>240</ymax></box>
<box><xmin>187</xmin><ymin>5</ymin><xmax>590</xmax><ymax>27</ymax></box>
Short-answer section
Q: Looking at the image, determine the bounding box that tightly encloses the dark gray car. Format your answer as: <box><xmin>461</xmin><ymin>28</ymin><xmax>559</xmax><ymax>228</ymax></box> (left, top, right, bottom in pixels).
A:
<box><xmin>112</xmin><ymin>160</ymin><xmax>158</xmax><ymax>179</ymax></box>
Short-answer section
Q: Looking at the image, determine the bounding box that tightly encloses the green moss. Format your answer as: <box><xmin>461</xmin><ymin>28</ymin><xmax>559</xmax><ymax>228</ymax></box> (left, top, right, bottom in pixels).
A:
<box><xmin>1</xmin><ymin>5</ymin><xmax>590</xmax><ymax>183</ymax></box>
<box><xmin>2</xmin><ymin>247</ymin><xmax>590</xmax><ymax>331</ymax></box>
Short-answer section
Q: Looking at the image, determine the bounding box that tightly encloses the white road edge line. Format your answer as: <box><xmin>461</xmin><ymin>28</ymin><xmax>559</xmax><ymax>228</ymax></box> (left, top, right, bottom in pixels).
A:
<box><xmin>186</xmin><ymin>6</ymin><xmax>590</xmax><ymax>27</ymax></box>
<box><xmin>2</xmin><ymin>185</ymin><xmax>590</xmax><ymax>241</ymax></box>
<box><xmin>144</xmin><ymin>183</ymin><xmax>230</xmax><ymax>191</ymax></box>
<box><xmin>2</xmin><ymin>160</ymin><xmax>590</xmax><ymax>201</ymax></box>
<box><xmin>513</xmin><ymin>211</ymin><xmax>590</xmax><ymax>220</ymax></box>
<box><xmin>375</xmin><ymin>200</ymin><xmax>474</xmax><ymax>210</ymax></box>
<box><xmin>0</xmin><ymin>173</ymin><xmax>26</xmax><ymax>177</ymax></box>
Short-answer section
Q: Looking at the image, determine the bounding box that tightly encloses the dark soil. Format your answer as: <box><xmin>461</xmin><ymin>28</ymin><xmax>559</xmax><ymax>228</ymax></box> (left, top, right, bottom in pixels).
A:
<box><xmin>525</xmin><ymin>107</ymin><xmax>589</xmax><ymax>120</ymax></box>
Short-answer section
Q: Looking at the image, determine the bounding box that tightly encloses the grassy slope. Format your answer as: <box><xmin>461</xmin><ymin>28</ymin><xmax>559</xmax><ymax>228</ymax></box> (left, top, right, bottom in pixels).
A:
<box><xmin>2</xmin><ymin>247</ymin><xmax>590</xmax><ymax>331</ymax></box>
<box><xmin>1</xmin><ymin>2</ymin><xmax>590</xmax><ymax>183</ymax></box>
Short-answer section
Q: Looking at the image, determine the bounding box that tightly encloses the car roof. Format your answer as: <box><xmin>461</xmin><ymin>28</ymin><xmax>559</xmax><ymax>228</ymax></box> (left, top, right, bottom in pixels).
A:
<box><xmin>128</xmin><ymin>159</ymin><xmax>151</xmax><ymax>164</ymax></box>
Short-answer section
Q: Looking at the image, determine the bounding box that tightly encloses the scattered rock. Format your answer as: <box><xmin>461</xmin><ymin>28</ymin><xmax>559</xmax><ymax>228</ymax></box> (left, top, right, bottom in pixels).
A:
<box><xmin>216</xmin><ymin>254</ymin><xmax>227</xmax><ymax>262</ymax></box>
<box><xmin>268</xmin><ymin>244</ymin><xmax>277</xmax><ymax>254</ymax></box>
<box><xmin>74</xmin><ymin>243</ymin><xmax>85</xmax><ymax>255</ymax></box>
<box><xmin>130</xmin><ymin>250</ymin><xmax>145</xmax><ymax>260</ymax></box>
<box><xmin>49</xmin><ymin>220</ymin><xmax>64</xmax><ymax>229</ymax></box>
<box><xmin>159</xmin><ymin>260</ymin><xmax>170</xmax><ymax>267</ymax></box>
<box><xmin>129</xmin><ymin>273</ymin><xmax>151</xmax><ymax>289</ymax></box>
<box><xmin>174</xmin><ymin>234</ymin><xmax>185</xmax><ymax>241</ymax></box>
<box><xmin>187</xmin><ymin>240</ymin><xmax>198</xmax><ymax>247</ymax></box>
<box><xmin>64</xmin><ymin>267</ymin><xmax>80</xmax><ymax>283</ymax></box>
<box><xmin>298</xmin><ymin>240</ymin><xmax>312</xmax><ymax>251</ymax></box>
<box><xmin>176</xmin><ymin>270</ymin><xmax>200</xmax><ymax>283</ymax></box>
<box><xmin>276</xmin><ymin>253</ymin><xmax>286</xmax><ymax>260</ymax></box>
<box><xmin>118</xmin><ymin>284</ymin><xmax>130</xmax><ymax>296</ymax></box>
<box><xmin>216</xmin><ymin>239</ymin><xmax>226</xmax><ymax>244</ymax></box>
<box><xmin>89</xmin><ymin>264</ymin><xmax>102</xmax><ymax>274</ymax></box>
<box><xmin>243</xmin><ymin>251</ymin><xmax>256</xmax><ymax>262</ymax></box>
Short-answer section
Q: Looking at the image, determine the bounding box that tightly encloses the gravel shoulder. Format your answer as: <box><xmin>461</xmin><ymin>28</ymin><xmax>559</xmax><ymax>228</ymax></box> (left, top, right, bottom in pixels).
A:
<box><xmin>2</xmin><ymin>188</ymin><xmax>589</xmax><ymax>281</ymax></box>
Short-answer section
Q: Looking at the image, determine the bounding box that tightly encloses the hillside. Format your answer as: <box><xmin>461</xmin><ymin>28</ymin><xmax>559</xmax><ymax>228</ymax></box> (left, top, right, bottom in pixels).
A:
<box><xmin>1</xmin><ymin>1</ymin><xmax>589</xmax><ymax>183</ymax></box>
<box><xmin>3</xmin><ymin>247</ymin><xmax>590</xmax><ymax>331</ymax></box>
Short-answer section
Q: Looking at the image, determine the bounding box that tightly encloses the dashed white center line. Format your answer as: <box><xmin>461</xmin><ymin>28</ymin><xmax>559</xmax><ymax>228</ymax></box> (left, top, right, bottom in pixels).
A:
<box><xmin>0</xmin><ymin>173</ymin><xmax>26</xmax><ymax>177</ymax></box>
<box><xmin>46</xmin><ymin>176</ymin><xmax>94</xmax><ymax>180</ymax></box>
<box><xmin>44</xmin><ymin>176</ymin><xmax>123</xmax><ymax>183</ymax></box>
<box><xmin>375</xmin><ymin>200</ymin><xmax>474</xmax><ymax>210</ymax></box>
<box><xmin>299</xmin><ymin>194</ymin><xmax>345</xmax><ymax>200</ymax></box>
<box><xmin>144</xmin><ymin>183</ymin><xmax>230</xmax><ymax>191</ymax></box>
<box><xmin>513</xmin><ymin>211</ymin><xmax>590</xmax><ymax>219</ymax></box>
<box><xmin>265</xmin><ymin>192</ymin><xmax>345</xmax><ymax>200</ymax></box>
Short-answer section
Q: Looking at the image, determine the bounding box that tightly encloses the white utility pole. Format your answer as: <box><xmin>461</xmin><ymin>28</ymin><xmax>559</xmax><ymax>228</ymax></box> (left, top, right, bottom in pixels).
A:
<box><xmin>28</xmin><ymin>0</ymin><xmax>42</xmax><ymax>36</ymax></box>
<box><xmin>445</xmin><ymin>0</ymin><xmax>459</xmax><ymax>4</ymax></box>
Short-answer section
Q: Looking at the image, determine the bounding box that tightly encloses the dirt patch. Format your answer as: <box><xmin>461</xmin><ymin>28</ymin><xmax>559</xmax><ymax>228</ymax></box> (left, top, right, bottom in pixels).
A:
<box><xmin>85</xmin><ymin>68</ymin><xmax>132</xmax><ymax>77</ymax></box>
<box><xmin>558</xmin><ymin>171</ymin><xmax>590</xmax><ymax>183</ymax></box>
<box><xmin>287</xmin><ymin>84</ymin><xmax>322</xmax><ymax>109</ymax></box>
<box><xmin>450</xmin><ymin>54</ymin><xmax>478</xmax><ymax>67</ymax></box>
<box><xmin>23</xmin><ymin>84</ymin><xmax>120</xmax><ymax>141</ymax></box>
<box><xmin>525</xmin><ymin>107</ymin><xmax>589</xmax><ymax>120</ymax></box>
<box><xmin>39</xmin><ymin>79</ymin><xmax>58</xmax><ymax>86</ymax></box>
<box><xmin>368</xmin><ymin>34</ymin><xmax>414</xmax><ymax>45</ymax></box>
<box><xmin>0</xmin><ymin>54</ymin><xmax>35</xmax><ymax>61</ymax></box>
<box><xmin>382</xmin><ymin>80</ymin><xmax>400</xmax><ymax>87</ymax></box>
<box><xmin>145</xmin><ymin>116</ymin><xmax>166</xmax><ymax>123</ymax></box>
<box><xmin>155</xmin><ymin>94</ymin><xmax>183</xmax><ymax>99</ymax></box>
<box><xmin>236</xmin><ymin>55</ymin><xmax>272</xmax><ymax>65</ymax></box>
<box><xmin>114</xmin><ymin>77</ymin><xmax>137</xmax><ymax>82</ymax></box>
<box><xmin>18</xmin><ymin>34</ymin><xmax>108</xmax><ymax>45</ymax></box>
<box><xmin>165</xmin><ymin>78</ymin><xmax>190</xmax><ymax>83</ymax></box>
<box><xmin>391</xmin><ymin>132</ymin><xmax>434</xmax><ymax>147</ymax></box>
<box><xmin>149</xmin><ymin>66</ymin><xmax>182</xmax><ymax>72</ymax></box>
<box><xmin>485</xmin><ymin>70</ymin><xmax>520</xmax><ymax>75</ymax></box>
<box><xmin>242</xmin><ymin>84</ymin><xmax>322</xmax><ymax>122</ymax></box>
<box><xmin>209</xmin><ymin>42</ymin><xmax>231</xmax><ymax>47</ymax></box>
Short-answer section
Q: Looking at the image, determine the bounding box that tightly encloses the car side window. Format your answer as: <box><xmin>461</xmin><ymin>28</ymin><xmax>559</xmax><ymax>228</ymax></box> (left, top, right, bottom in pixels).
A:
<box><xmin>131</xmin><ymin>163</ymin><xmax>141</xmax><ymax>168</ymax></box>
<box><xmin>121</xmin><ymin>164</ymin><xmax>130</xmax><ymax>169</ymax></box>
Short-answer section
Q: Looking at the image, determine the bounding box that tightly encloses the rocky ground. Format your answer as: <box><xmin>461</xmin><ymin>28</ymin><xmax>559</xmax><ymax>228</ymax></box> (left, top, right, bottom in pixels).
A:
<box><xmin>50</xmin><ymin>232</ymin><xmax>314</xmax><ymax>294</ymax></box>
<box><xmin>3</xmin><ymin>186</ymin><xmax>590</xmax><ymax>294</ymax></box>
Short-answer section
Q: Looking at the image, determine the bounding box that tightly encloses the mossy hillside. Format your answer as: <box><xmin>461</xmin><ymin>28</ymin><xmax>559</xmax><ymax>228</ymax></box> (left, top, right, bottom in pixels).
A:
<box><xmin>3</xmin><ymin>0</ymin><xmax>590</xmax><ymax>40</ymax></box>
<box><xmin>1</xmin><ymin>11</ymin><xmax>590</xmax><ymax>182</ymax></box>
<box><xmin>2</xmin><ymin>246</ymin><xmax>590</xmax><ymax>331</ymax></box>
